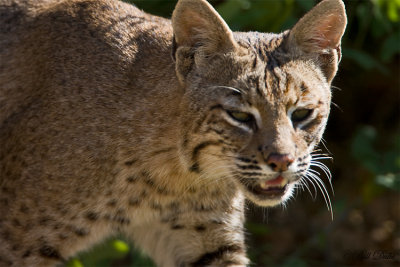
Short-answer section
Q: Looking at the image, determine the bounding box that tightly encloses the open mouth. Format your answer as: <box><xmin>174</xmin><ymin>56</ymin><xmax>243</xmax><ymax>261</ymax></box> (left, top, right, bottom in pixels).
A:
<box><xmin>244</xmin><ymin>176</ymin><xmax>288</xmax><ymax>199</ymax></box>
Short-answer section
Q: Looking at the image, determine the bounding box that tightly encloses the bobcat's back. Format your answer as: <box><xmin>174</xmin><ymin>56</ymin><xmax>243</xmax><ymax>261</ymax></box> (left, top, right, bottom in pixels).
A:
<box><xmin>0</xmin><ymin>0</ymin><xmax>182</xmax><ymax>265</ymax></box>
<box><xmin>1</xmin><ymin>0</ymin><xmax>175</xmax><ymax>122</ymax></box>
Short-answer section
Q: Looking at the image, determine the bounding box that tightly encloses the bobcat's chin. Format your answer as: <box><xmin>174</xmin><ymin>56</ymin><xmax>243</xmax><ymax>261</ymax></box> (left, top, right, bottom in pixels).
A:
<box><xmin>234</xmin><ymin>175</ymin><xmax>298</xmax><ymax>207</ymax></box>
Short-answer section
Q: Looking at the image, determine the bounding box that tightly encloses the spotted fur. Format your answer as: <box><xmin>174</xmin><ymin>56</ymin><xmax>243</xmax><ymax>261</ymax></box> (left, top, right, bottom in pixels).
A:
<box><xmin>0</xmin><ymin>0</ymin><xmax>346</xmax><ymax>266</ymax></box>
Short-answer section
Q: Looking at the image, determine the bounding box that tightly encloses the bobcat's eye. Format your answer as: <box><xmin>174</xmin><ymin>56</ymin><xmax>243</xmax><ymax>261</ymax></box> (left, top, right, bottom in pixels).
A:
<box><xmin>291</xmin><ymin>109</ymin><xmax>313</xmax><ymax>122</ymax></box>
<box><xmin>228</xmin><ymin>111</ymin><xmax>253</xmax><ymax>123</ymax></box>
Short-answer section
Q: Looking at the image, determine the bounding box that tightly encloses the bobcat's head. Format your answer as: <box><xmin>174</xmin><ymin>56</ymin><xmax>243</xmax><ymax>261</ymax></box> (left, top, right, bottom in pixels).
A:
<box><xmin>172</xmin><ymin>0</ymin><xmax>346</xmax><ymax>208</ymax></box>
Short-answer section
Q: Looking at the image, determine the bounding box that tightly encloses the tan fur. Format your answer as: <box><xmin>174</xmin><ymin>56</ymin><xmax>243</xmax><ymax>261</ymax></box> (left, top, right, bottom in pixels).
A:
<box><xmin>0</xmin><ymin>0</ymin><xmax>346</xmax><ymax>266</ymax></box>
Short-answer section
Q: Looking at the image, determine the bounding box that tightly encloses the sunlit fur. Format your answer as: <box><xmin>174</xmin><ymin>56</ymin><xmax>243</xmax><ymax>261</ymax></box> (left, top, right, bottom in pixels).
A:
<box><xmin>0</xmin><ymin>0</ymin><xmax>346</xmax><ymax>266</ymax></box>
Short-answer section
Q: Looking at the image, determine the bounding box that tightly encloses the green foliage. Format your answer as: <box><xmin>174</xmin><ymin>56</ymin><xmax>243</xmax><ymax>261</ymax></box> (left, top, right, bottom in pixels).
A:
<box><xmin>66</xmin><ymin>259</ymin><xmax>84</xmax><ymax>267</ymax></box>
<box><xmin>345</xmin><ymin>0</ymin><xmax>399</xmax><ymax>74</ymax></box>
<box><xmin>351</xmin><ymin>125</ymin><xmax>400</xmax><ymax>193</ymax></box>
<box><xmin>127</xmin><ymin>0</ymin><xmax>399</xmax><ymax>75</ymax></box>
<box><xmin>65</xmin><ymin>239</ymin><xmax>156</xmax><ymax>267</ymax></box>
<box><xmin>246</xmin><ymin>221</ymin><xmax>270</xmax><ymax>235</ymax></box>
<box><xmin>216</xmin><ymin>0</ymin><xmax>297</xmax><ymax>32</ymax></box>
<box><xmin>281</xmin><ymin>257</ymin><xmax>308</xmax><ymax>267</ymax></box>
<box><xmin>376</xmin><ymin>0</ymin><xmax>400</xmax><ymax>22</ymax></box>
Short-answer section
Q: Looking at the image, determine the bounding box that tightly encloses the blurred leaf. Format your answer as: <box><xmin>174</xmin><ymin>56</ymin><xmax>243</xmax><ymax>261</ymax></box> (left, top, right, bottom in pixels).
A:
<box><xmin>295</xmin><ymin>0</ymin><xmax>316</xmax><ymax>11</ymax></box>
<box><xmin>371</xmin><ymin>0</ymin><xmax>393</xmax><ymax>37</ymax></box>
<box><xmin>362</xmin><ymin>174</ymin><xmax>384</xmax><ymax>203</ymax></box>
<box><xmin>356</xmin><ymin>2</ymin><xmax>372</xmax><ymax>27</ymax></box>
<box><xmin>317</xmin><ymin>232</ymin><xmax>327</xmax><ymax>247</ymax></box>
<box><xmin>281</xmin><ymin>257</ymin><xmax>308</xmax><ymax>267</ymax></box>
<box><xmin>343</xmin><ymin>48</ymin><xmax>389</xmax><ymax>75</ymax></box>
<box><xmin>387</xmin><ymin>0</ymin><xmax>400</xmax><ymax>22</ymax></box>
<box><xmin>66</xmin><ymin>259</ymin><xmax>83</xmax><ymax>267</ymax></box>
<box><xmin>129</xmin><ymin>247</ymin><xmax>157</xmax><ymax>267</ymax></box>
<box><xmin>354</xmin><ymin>2</ymin><xmax>373</xmax><ymax>46</ymax></box>
<box><xmin>217</xmin><ymin>0</ymin><xmax>297</xmax><ymax>32</ymax></box>
<box><xmin>376</xmin><ymin>173</ymin><xmax>400</xmax><ymax>191</ymax></box>
<box><xmin>112</xmin><ymin>239</ymin><xmax>130</xmax><ymax>254</ymax></box>
<box><xmin>351</xmin><ymin>126</ymin><xmax>400</xmax><ymax>195</ymax></box>
<box><xmin>332</xmin><ymin>199</ymin><xmax>347</xmax><ymax>214</ymax></box>
<box><xmin>246</xmin><ymin>222</ymin><xmax>270</xmax><ymax>235</ymax></box>
<box><xmin>351</xmin><ymin>126</ymin><xmax>379</xmax><ymax>173</ymax></box>
<box><xmin>380</xmin><ymin>30</ymin><xmax>400</xmax><ymax>62</ymax></box>
<box><xmin>274</xmin><ymin>0</ymin><xmax>295</xmax><ymax>32</ymax></box>
<box><xmin>65</xmin><ymin>238</ymin><xmax>130</xmax><ymax>267</ymax></box>
<box><xmin>217</xmin><ymin>0</ymin><xmax>250</xmax><ymax>23</ymax></box>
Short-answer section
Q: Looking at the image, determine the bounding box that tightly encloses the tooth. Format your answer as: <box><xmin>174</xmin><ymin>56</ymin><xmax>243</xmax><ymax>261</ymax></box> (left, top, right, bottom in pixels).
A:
<box><xmin>260</xmin><ymin>182</ymin><xmax>269</xmax><ymax>190</ymax></box>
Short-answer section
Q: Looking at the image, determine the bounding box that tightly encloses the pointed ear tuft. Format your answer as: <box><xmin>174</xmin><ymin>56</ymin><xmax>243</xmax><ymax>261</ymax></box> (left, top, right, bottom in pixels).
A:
<box><xmin>289</xmin><ymin>0</ymin><xmax>347</xmax><ymax>53</ymax></box>
<box><xmin>172</xmin><ymin>0</ymin><xmax>236</xmax><ymax>55</ymax></box>
<box><xmin>287</xmin><ymin>0</ymin><xmax>347</xmax><ymax>82</ymax></box>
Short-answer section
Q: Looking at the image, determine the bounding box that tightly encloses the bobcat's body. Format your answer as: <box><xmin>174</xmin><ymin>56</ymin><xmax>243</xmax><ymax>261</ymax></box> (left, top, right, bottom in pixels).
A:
<box><xmin>0</xmin><ymin>0</ymin><xmax>346</xmax><ymax>266</ymax></box>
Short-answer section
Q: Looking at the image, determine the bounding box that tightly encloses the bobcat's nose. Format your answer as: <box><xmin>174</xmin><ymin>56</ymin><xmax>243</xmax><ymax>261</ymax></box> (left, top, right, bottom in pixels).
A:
<box><xmin>266</xmin><ymin>153</ymin><xmax>294</xmax><ymax>172</ymax></box>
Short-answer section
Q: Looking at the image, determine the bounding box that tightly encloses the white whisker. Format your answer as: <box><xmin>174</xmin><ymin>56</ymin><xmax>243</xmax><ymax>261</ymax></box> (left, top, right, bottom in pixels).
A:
<box><xmin>299</xmin><ymin>177</ymin><xmax>316</xmax><ymax>200</ymax></box>
<box><xmin>308</xmin><ymin>168</ymin><xmax>320</xmax><ymax>176</ymax></box>
<box><xmin>305</xmin><ymin>172</ymin><xmax>333</xmax><ymax>220</ymax></box>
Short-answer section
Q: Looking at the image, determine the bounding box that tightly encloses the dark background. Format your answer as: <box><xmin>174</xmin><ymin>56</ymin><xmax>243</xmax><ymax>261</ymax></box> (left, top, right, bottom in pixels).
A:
<box><xmin>65</xmin><ymin>0</ymin><xmax>399</xmax><ymax>266</ymax></box>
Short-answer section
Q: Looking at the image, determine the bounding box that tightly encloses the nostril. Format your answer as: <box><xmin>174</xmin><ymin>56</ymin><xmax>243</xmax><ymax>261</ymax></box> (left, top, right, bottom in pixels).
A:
<box><xmin>269</xmin><ymin>162</ymin><xmax>277</xmax><ymax>170</ymax></box>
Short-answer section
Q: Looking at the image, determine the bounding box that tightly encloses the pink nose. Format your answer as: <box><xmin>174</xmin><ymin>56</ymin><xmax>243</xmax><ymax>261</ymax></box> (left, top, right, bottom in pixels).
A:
<box><xmin>266</xmin><ymin>153</ymin><xmax>294</xmax><ymax>172</ymax></box>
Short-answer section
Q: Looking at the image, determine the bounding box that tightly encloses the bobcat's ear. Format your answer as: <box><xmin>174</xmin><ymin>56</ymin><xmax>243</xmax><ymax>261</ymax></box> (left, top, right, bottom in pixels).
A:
<box><xmin>171</xmin><ymin>0</ymin><xmax>237</xmax><ymax>83</ymax></box>
<box><xmin>172</xmin><ymin>0</ymin><xmax>236</xmax><ymax>55</ymax></box>
<box><xmin>287</xmin><ymin>0</ymin><xmax>347</xmax><ymax>82</ymax></box>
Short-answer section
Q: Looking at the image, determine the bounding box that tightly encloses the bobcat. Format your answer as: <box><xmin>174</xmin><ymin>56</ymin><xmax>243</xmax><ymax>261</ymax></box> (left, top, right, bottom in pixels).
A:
<box><xmin>0</xmin><ymin>0</ymin><xmax>346</xmax><ymax>266</ymax></box>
